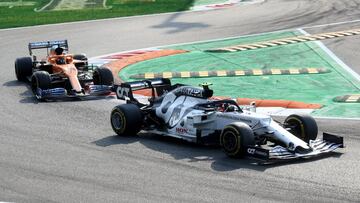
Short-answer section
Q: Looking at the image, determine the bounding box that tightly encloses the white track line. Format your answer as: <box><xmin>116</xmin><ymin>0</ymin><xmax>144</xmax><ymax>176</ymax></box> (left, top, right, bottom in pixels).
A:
<box><xmin>1</xmin><ymin>3</ymin><xmax>360</xmax><ymax>33</ymax></box>
<box><xmin>313</xmin><ymin>116</ymin><xmax>360</xmax><ymax>121</ymax></box>
<box><xmin>90</xmin><ymin>28</ymin><xmax>302</xmax><ymax>59</ymax></box>
<box><xmin>90</xmin><ymin>21</ymin><xmax>360</xmax><ymax>60</ymax></box>
<box><xmin>297</xmin><ymin>28</ymin><xmax>360</xmax><ymax>83</ymax></box>
<box><xmin>191</xmin><ymin>0</ymin><xmax>263</xmax><ymax>11</ymax></box>
<box><xmin>0</xmin><ymin>6</ymin><xmax>222</xmax><ymax>31</ymax></box>
<box><xmin>90</xmin><ymin>48</ymin><xmax>160</xmax><ymax>60</ymax></box>
<box><xmin>301</xmin><ymin>19</ymin><xmax>360</xmax><ymax>30</ymax></box>
<box><xmin>1</xmin><ymin>0</ymin><xmax>260</xmax><ymax>31</ymax></box>
<box><xmin>296</xmin><ymin>29</ymin><xmax>360</xmax><ymax>120</ymax></box>
<box><xmin>91</xmin><ymin>28</ymin><xmax>360</xmax><ymax>85</ymax></box>
<box><xmin>191</xmin><ymin>0</ymin><xmax>241</xmax><ymax>11</ymax></box>
<box><xmin>34</xmin><ymin>0</ymin><xmax>55</xmax><ymax>12</ymax></box>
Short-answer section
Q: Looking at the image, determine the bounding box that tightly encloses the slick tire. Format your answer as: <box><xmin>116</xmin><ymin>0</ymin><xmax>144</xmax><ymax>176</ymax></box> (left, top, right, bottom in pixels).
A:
<box><xmin>15</xmin><ymin>57</ymin><xmax>33</xmax><ymax>81</ymax></box>
<box><xmin>73</xmin><ymin>54</ymin><xmax>88</xmax><ymax>68</ymax></box>
<box><xmin>284</xmin><ymin>114</ymin><xmax>318</xmax><ymax>143</ymax></box>
<box><xmin>93</xmin><ymin>67</ymin><xmax>114</xmax><ymax>86</ymax></box>
<box><xmin>110</xmin><ymin>104</ymin><xmax>143</xmax><ymax>136</ymax></box>
<box><xmin>73</xmin><ymin>53</ymin><xmax>87</xmax><ymax>61</ymax></box>
<box><xmin>31</xmin><ymin>71</ymin><xmax>51</xmax><ymax>94</ymax></box>
<box><xmin>220</xmin><ymin>122</ymin><xmax>255</xmax><ymax>158</ymax></box>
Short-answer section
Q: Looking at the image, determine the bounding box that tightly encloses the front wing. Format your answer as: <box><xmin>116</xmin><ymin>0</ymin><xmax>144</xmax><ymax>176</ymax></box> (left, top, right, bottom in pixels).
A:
<box><xmin>246</xmin><ymin>133</ymin><xmax>344</xmax><ymax>161</ymax></box>
<box><xmin>34</xmin><ymin>85</ymin><xmax>113</xmax><ymax>100</ymax></box>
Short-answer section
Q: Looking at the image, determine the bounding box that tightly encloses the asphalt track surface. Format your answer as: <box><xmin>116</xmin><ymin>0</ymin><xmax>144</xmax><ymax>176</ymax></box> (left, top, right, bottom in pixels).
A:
<box><xmin>1</xmin><ymin>0</ymin><xmax>360</xmax><ymax>202</ymax></box>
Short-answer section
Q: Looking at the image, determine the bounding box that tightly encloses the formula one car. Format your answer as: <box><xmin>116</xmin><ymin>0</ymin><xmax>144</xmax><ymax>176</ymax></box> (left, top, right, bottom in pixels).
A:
<box><xmin>15</xmin><ymin>40</ymin><xmax>114</xmax><ymax>100</ymax></box>
<box><xmin>110</xmin><ymin>78</ymin><xmax>344</xmax><ymax>160</ymax></box>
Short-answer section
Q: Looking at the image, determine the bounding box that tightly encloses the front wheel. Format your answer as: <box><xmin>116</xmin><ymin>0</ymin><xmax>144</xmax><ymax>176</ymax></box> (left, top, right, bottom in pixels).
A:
<box><xmin>73</xmin><ymin>54</ymin><xmax>88</xmax><ymax>68</ymax></box>
<box><xmin>31</xmin><ymin>71</ymin><xmax>51</xmax><ymax>93</ymax></box>
<box><xmin>220</xmin><ymin>122</ymin><xmax>255</xmax><ymax>158</ymax></box>
<box><xmin>110</xmin><ymin>104</ymin><xmax>143</xmax><ymax>136</ymax></box>
<box><xmin>15</xmin><ymin>57</ymin><xmax>33</xmax><ymax>81</ymax></box>
<box><xmin>93</xmin><ymin>67</ymin><xmax>114</xmax><ymax>86</ymax></box>
<box><xmin>284</xmin><ymin>114</ymin><xmax>318</xmax><ymax>142</ymax></box>
<box><xmin>73</xmin><ymin>53</ymin><xmax>87</xmax><ymax>61</ymax></box>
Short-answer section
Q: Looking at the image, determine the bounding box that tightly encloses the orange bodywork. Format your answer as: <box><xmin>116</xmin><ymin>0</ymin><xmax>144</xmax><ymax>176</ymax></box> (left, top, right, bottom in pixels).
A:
<box><xmin>48</xmin><ymin>55</ymin><xmax>82</xmax><ymax>92</ymax></box>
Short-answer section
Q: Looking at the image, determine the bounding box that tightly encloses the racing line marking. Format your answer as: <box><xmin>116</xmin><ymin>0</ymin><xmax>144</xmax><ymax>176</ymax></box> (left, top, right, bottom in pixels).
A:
<box><xmin>129</xmin><ymin>67</ymin><xmax>330</xmax><ymax>79</ymax></box>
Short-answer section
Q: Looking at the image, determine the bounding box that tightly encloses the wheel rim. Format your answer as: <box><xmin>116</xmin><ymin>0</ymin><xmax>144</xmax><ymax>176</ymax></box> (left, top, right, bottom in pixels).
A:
<box><xmin>222</xmin><ymin>130</ymin><xmax>239</xmax><ymax>152</ymax></box>
<box><xmin>286</xmin><ymin>118</ymin><xmax>305</xmax><ymax>140</ymax></box>
<box><xmin>111</xmin><ymin>111</ymin><xmax>124</xmax><ymax>131</ymax></box>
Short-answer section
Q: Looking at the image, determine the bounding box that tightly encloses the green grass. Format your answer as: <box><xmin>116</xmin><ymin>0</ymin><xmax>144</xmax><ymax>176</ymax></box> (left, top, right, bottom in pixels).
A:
<box><xmin>120</xmin><ymin>30</ymin><xmax>360</xmax><ymax>118</ymax></box>
<box><xmin>0</xmin><ymin>0</ymin><xmax>194</xmax><ymax>29</ymax></box>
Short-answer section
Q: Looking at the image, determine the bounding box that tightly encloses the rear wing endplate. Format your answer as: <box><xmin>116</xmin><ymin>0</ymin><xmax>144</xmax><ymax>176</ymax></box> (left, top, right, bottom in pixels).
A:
<box><xmin>114</xmin><ymin>78</ymin><xmax>171</xmax><ymax>102</ymax></box>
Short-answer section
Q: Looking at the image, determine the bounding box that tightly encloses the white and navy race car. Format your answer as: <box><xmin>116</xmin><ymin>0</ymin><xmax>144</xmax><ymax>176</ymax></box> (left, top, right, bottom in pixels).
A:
<box><xmin>110</xmin><ymin>78</ymin><xmax>344</xmax><ymax>160</ymax></box>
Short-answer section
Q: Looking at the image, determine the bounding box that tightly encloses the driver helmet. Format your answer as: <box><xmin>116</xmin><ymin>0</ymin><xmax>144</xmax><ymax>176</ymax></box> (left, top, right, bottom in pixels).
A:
<box><xmin>50</xmin><ymin>45</ymin><xmax>65</xmax><ymax>55</ymax></box>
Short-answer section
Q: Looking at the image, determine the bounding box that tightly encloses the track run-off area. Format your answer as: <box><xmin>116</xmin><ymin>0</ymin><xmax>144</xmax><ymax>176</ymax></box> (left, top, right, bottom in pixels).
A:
<box><xmin>1</xmin><ymin>0</ymin><xmax>360</xmax><ymax>202</ymax></box>
<box><xmin>99</xmin><ymin>28</ymin><xmax>359</xmax><ymax>118</ymax></box>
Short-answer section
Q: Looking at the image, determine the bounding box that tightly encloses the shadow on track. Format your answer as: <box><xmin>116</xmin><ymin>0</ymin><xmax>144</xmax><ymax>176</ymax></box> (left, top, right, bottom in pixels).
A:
<box><xmin>3</xmin><ymin>80</ymin><xmax>39</xmax><ymax>103</ymax></box>
<box><xmin>3</xmin><ymin>80</ymin><xmax>116</xmax><ymax>103</ymax></box>
<box><xmin>152</xmin><ymin>12</ymin><xmax>210</xmax><ymax>34</ymax></box>
<box><xmin>3</xmin><ymin>80</ymin><xmax>23</xmax><ymax>87</ymax></box>
<box><xmin>93</xmin><ymin>133</ymin><xmax>343</xmax><ymax>172</ymax></box>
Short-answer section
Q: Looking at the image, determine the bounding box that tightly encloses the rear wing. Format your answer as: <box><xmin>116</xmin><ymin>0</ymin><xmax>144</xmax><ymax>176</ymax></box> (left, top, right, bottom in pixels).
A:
<box><xmin>28</xmin><ymin>40</ymin><xmax>69</xmax><ymax>55</ymax></box>
<box><xmin>114</xmin><ymin>78</ymin><xmax>172</xmax><ymax>103</ymax></box>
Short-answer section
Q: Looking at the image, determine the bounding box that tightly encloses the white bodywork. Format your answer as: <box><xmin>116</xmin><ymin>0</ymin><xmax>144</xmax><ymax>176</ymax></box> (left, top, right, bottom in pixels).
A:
<box><xmin>114</xmin><ymin>81</ymin><xmax>343</xmax><ymax>160</ymax></box>
<box><xmin>152</xmin><ymin>86</ymin><xmax>309</xmax><ymax>152</ymax></box>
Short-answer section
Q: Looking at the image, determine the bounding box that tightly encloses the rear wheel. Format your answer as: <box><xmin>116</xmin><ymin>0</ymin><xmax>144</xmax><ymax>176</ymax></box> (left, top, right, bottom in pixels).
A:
<box><xmin>284</xmin><ymin>114</ymin><xmax>318</xmax><ymax>142</ymax></box>
<box><xmin>110</xmin><ymin>104</ymin><xmax>143</xmax><ymax>136</ymax></box>
<box><xmin>220</xmin><ymin>122</ymin><xmax>255</xmax><ymax>158</ymax></box>
<box><xmin>15</xmin><ymin>57</ymin><xmax>33</xmax><ymax>81</ymax></box>
<box><xmin>31</xmin><ymin>71</ymin><xmax>51</xmax><ymax>95</ymax></box>
<box><xmin>93</xmin><ymin>67</ymin><xmax>113</xmax><ymax>86</ymax></box>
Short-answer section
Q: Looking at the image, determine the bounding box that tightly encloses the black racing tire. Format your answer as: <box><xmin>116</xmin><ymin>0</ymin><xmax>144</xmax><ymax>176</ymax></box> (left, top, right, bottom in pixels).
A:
<box><xmin>284</xmin><ymin>114</ymin><xmax>318</xmax><ymax>143</ymax></box>
<box><xmin>31</xmin><ymin>71</ymin><xmax>51</xmax><ymax>94</ymax></box>
<box><xmin>93</xmin><ymin>67</ymin><xmax>114</xmax><ymax>86</ymax></box>
<box><xmin>73</xmin><ymin>54</ymin><xmax>87</xmax><ymax>61</ymax></box>
<box><xmin>110</xmin><ymin>104</ymin><xmax>143</xmax><ymax>136</ymax></box>
<box><xmin>73</xmin><ymin>54</ymin><xmax>88</xmax><ymax>68</ymax></box>
<box><xmin>220</xmin><ymin>122</ymin><xmax>255</xmax><ymax>158</ymax></box>
<box><xmin>15</xmin><ymin>57</ymin><xmax>33</xmax><ymax>81</ymax></box>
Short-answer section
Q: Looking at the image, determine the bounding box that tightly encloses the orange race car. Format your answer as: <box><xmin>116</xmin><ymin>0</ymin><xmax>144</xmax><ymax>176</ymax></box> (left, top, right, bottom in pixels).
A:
<box><xmin>15</xmin><ymin>40</ymin><xmax>114</xmax><ymax>101</ymax></box>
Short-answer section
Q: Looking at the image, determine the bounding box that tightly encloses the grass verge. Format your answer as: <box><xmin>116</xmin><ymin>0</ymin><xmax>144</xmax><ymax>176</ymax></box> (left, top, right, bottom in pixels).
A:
<box><xmin>0</xmin><ymin>0</ymin><xmax>194</xmax><ymax>29</ymax></box>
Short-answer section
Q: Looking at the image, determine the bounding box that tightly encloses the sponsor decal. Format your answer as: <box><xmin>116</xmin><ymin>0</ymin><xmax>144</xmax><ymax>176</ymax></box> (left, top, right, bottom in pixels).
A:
<box><xmin>116</xmin><ymin>86</ymin><xmax>130</xmax><ymax>99</ymax></box>
<box><xmin>30</xmin><ymin>40</ymin><xmax>67</xmax><ymax>48</ymax></box>
<box><xmin>247</xmin><ymin>147</ymin><xmax>269</xmax><ymax>157</ymax></box>
<box><xmin>247</xmin><ymin>148</ymin><xmax>256</xmax><ymax>154</ymax></box>
<box><xmin>174</xmin><ymin>87</ymin><xmax>203</xmax><ymax>98</ymax></box>
<box><xmin>176</xmin><ymin>127</ymin><xmax>188</xmax><ymax>134</ymax></box>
